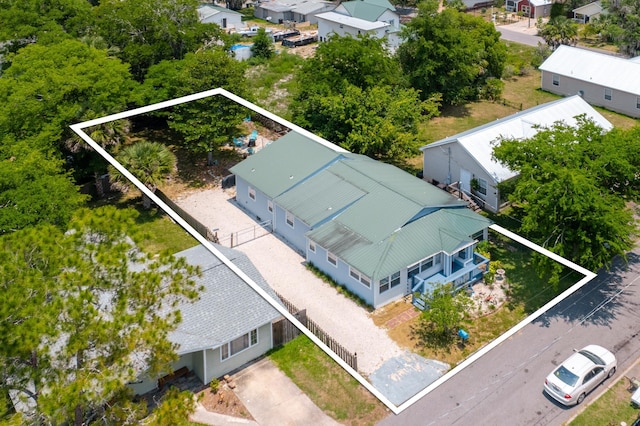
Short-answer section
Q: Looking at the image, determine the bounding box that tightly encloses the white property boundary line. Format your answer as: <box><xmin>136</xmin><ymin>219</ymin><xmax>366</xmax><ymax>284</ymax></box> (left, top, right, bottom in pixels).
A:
<box><xmin>71</xmin><ymin>89</ymin><xmax>596</xmax><ymax>416</ymax></box>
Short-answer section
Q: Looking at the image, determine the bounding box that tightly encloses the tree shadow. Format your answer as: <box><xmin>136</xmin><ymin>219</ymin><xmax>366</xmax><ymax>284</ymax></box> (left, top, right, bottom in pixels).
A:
<box><xmin>410</xmin><ymin>322</ymin><xmax>457</xmax><ymax>352</ymax></box>
<box><xmin>533</xmin><ymin>251</ymin><xmax>640</xmax><ymax>328</ymax></box>
<box><xmin>439</xmin><ymin>104</ymin><xmax>473</xmax><ymax>119</ymax></box>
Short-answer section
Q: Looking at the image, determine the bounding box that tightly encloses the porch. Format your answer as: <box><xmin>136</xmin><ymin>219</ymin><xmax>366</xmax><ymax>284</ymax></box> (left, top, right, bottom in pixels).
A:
<box><xmin>411</xmin><ymin>252</ymin><xmax>489</xmax><ymax>310</ymax></box>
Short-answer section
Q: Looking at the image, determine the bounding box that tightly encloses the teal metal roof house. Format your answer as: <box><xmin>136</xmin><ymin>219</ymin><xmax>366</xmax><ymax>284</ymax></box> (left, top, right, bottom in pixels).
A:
<box><xmin>230</xmin><ymin>132</ymin><xmax>491</xmax><ymax>308</ymax></box>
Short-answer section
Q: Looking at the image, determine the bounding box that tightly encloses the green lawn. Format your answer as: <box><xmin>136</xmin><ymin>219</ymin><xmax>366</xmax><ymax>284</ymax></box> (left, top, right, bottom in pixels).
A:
<box><xmin>568</xmin><ymin>377</ymin><xmax>640</xmax><ymax>425</ymax></box>
<box><xmin>268</xmin><ymin>336</ymin><xmax>389</xmax><ymax>425</ymax></box>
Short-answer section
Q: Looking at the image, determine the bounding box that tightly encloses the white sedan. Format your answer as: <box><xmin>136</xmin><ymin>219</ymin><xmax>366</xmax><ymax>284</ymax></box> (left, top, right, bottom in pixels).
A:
<box><xmin>544</xmin><ymin>344</ymin><xmax>617</xmax><ymax>406</ymax></box>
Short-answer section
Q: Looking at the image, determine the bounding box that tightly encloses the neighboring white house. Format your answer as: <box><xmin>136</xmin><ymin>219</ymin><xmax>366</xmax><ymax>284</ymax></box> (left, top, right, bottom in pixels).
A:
<box><xmin>254</xmin><ymin>0</ymin><xmax>335</xmax><ymax>24</ymax></box>
<box><xmin>572</xmin><ymin>1</ymin><xmax>604</xmax><ymax>23</ymax></box>
<box><xmin>316</xmin><ymin>0</ymin><xmax>402</xmax><ymax>50</ymax></box>
<box><xmin>505</xmin><ymin>0</ymin><xmax>553</xmax><ymax>18</ymax></box>
<box><xmin>421</xmin><ymin>95</ymin><xmax>613</xmax><ymax>213</ymax></box>
<box><xmin>539</xmin><ymin>45</ymin><xmax>640</xmax><ymax>118</ymax></box>
<box><xmin>128</xmin><ymin>244</ymin><xmax>282</xmax><ymax>396</ymax></box>
<box><xmin>230</xmin><ymin>131</ymin><xmax>492</xmax><ymax>310</ymax></box>
<box><xmin>197</xmin><ymin>4</ymin><xmax>243</xmax><ymax>29</ymax></box>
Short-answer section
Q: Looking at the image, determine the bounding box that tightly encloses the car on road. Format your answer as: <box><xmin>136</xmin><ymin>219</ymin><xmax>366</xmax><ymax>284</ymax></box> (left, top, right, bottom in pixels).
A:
<box><xmin>544</xmin><ymin>344</ymin><xmax>617</xmax><ymax>406</ymax></box>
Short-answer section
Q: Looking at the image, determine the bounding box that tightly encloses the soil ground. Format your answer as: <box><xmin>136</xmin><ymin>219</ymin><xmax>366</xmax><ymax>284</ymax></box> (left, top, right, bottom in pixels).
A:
<box><xmin>197</xmin><ymin>384</ymin><xmax>255</xmax><ymax>421</ymax></box>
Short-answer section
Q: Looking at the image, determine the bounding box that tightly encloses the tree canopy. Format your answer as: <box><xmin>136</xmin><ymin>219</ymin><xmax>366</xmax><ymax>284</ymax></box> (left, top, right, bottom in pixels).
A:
<box><xmin>537</xmin><ymin>16</ymin><xmax>579</xmax><ymax>50</ymax></box>
<box><xmin>493</xmin><ymin>118</ymin><xmax>640</xmax><ymax>277</ymax></box>
<box><xmin>0</xmin><ymin>140</ymin><xmax>87</xmax><ymax>235</ymax></box>
<box><xmin>0</xmin><ymin>39</ymin><xmax>136</xmax><ymax>150</ymax></box>
<box><xmin>140</xmin><ymin>49</ymin><xmax>251</xmax><ymax>165</ymax></box>
<box><xmin>602</xmin><ymin>0</ymin><xmax>640</xmax><ymax>56</ymax></box>
<box><xmin>292</xmin><ymin>34</ymin><xmax>439</xmax><ymax>162</ymax></box>
<box><xmin>110</xmin><ymin>141</ymin><xmax>178</xmax><ymax>209</ymax></box>
<box><xmin>93</xmin><ymin>0</ymin><xmax>221</xmax><ymax>80</ymax></box>
<box><xmin>0</xmin><ymin>206</ymin><xmax>201</xmax><ymax>424</ymax></box>
<box><xmin>397</xmin><ymin>0</ymin><xmax>507</xmax><ymax>105</ymax></box>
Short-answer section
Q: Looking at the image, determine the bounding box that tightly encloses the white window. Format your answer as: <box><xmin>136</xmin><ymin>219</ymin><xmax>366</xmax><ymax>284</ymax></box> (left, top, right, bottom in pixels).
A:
<box><xmin>327</xmin><ymin>252</ymin><xmax>337</xmax><ymax>266</ymax></box>
<box><xmin>420</xmin><ymin>257</ymin><xmax>434</xmax><ymax>271</ymax></box>
<box><xmin>604</xmin><ymin>88</ymin><xmax>612</xmax><ymax>101</ymax></box>
<box><xmin>636</xmin><ymin>97</ymin><xmax>640</xmax><ymax>109</ymax></box>
<box><xmin>477</xmin><ymin>178</ymin><xmax>487</xmax><ymax>195</ymax></box>
<box><xmin>380</xmin><ymin>271</ymin><xmax>401</xmax><ymax>293</ymax></box>
<box><xmin>380</xmin><ymin>277</ymin><xmax>390</xmax><ymax>293</ymax></box>
<box><xmin>267</xmin><ymin>200</ymin><xmax>273</xmax><ymax>212</ymax></box>
<box><xmin>286</xmin><ymin>211</ymin><xmax>294</xmax><ymax>228</ymax></box>
<box><xmin>552</xmin><ymin>75</ymin><xmax>559</xmax><ymax>86</ymax></box>
<box><xmin>522</xmin><ymin>5</ymin><xmax>530</xmax><ymax>16</ymax></box>
<box><xmin>349</xmin><ymin>267</ymin><xmax>371</xmax><ymax>288</ymax></box>
<box><xmin>248</xmin><ymin>187</ymin><xmax>256</xmax><ymax>201</ymax></box>
<box><xmin>221</xmin><ymin>329</ymin><xmax>258</xmax><ymax>361</ymax></box>
<box><xmin>309</xmin><ymin>241</ymin><xmax>316</xmax><ymax>253</ymax></box>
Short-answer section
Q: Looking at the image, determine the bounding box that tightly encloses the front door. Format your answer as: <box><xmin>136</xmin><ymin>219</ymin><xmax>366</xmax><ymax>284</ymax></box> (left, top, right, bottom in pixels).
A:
<box><xmin>460</xmin><ymin>169</ymin><xmax>471</xmax><ymax>193</ymax></box>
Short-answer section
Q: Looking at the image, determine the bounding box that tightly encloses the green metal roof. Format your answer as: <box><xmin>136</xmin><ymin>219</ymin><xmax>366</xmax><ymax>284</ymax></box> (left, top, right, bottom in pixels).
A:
<box><xmin>342</xmin><ymin>0</ymin><xmax>390</xmax><ymax>21</ymax></box>
<box><xmin>229</xmin><ymin>131</ymin><xmax>341</xmax><ymax>198</ymax></box>
<box><xmin>308</xmin><ymin>207</ymin><xmax>491</xmax><ymax>280</ymax></box>
<box><xmin>231</xmin><ymin>131</ymin><xmax>492</xmax><ymax>281</ymax></box>
<box><xmin>274</xmin><ymin>170</ymin><xmax>366</xmax><ymax>227</ymax></box>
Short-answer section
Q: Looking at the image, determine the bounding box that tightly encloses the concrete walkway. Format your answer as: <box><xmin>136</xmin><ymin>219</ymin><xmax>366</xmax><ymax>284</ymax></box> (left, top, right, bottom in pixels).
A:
<box><xmin>189</xmin><ymin>359</ymin><xmax>339</xmax><ymax>426</ymax></box>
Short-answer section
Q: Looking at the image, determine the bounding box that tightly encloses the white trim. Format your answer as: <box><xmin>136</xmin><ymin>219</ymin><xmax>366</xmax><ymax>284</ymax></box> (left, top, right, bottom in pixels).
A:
<box><xmin>327</xmin><ymin>251</ymin><xmax>337</xmax><ymax>267</ymax></box>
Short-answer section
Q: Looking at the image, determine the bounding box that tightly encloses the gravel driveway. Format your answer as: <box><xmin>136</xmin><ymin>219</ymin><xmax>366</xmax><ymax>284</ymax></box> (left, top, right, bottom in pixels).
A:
<box><xmin>174</xmin><ymin>187</ymin><xmax>403</xmax><ymax>375</ymax></box>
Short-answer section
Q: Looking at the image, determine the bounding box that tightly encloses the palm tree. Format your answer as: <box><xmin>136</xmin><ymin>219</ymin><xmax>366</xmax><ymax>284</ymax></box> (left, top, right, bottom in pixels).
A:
<box><xmin>538</xmin><ymin>17</ymin><xmax>579</xmax><ymax>50</ymax></box>
<box><xmin>110</xmin><ymin>141</ymin><xmax>177</xmax><ymax>209</ymax></box>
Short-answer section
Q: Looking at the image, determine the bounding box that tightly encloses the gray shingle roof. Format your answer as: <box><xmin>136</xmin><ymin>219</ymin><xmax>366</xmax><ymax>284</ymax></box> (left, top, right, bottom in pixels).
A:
<box><xmin>169</xmin><ymin>244</ymin><xmax>281</xmax><ymax>355</ymax></box>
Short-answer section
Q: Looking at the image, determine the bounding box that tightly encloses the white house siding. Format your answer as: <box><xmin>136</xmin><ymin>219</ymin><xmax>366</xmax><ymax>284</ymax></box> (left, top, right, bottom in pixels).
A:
<box><xmin>128</xmin><ymin>353</ymin><xmax>195</xmax><ymax>396</ymax></box>
<box><xmin>422</xmin><ymin>142</ymin><xmax>501</xmax><ymax>213</ymax></box>
<box><xmin>374</xmin><ymin>272</ymin><xmax>407</xmax><ymax>307</ymax></box>
<box><xmin>541</xmin><ymin>72</ymin><xmax>640</xmax><ymax>118</ymax></box>
<box><xmin>314</xmin><ymin>245</ymin><xmax>376</xmax><ymax>306</ymax></box>
<box><xmin>203</xmin><ymin>323</ymin><xmax>273</xmax><ymax>382</ymax></box>
<box><xmin>235</xmin><ymin>177</ymin><xmax>274</xmax><ymax>224</ymax></box>
<box><xmin>272</xmin><ymin>204</ymin><xmax>310</xmax><ymax>253</ymax></box>
<box><xmin>201</xmin><ymin>12</ymin><xmax>242</xmax><ymax>28</ymax></box>
<box><xmin>318</xmin><ymin>20</ymin><xmax>388</xmax><ymax>41</ymax></box>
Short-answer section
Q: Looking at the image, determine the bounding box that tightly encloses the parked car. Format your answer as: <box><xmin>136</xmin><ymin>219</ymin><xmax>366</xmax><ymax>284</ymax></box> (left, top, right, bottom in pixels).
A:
<box><xmin>237</xmin><ymin>26</ymin><xmax>272</xmax><ymax>37</ymax></box>
<box><xmin>543</xmin><ymin>344</ymin><xmax>617</xmax><ymax>406</ymax></box>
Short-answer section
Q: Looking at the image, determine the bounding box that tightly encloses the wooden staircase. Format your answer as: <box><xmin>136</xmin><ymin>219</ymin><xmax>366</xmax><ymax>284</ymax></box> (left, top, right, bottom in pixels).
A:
<box><xmin>441</xmin><ymin>182</ymin><xmax>483</xmax><ymax>212</ymax></box>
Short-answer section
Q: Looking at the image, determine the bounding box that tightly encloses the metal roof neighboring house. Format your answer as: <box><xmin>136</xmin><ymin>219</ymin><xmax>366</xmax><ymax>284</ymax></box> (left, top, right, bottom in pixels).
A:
<box><xmin>257</xmin><ymin>1</ymin><xmax>294</xmax><ymax>13</ymax></box>
<box><xmin>197</xmin><ymin>4</ymin><xmax>242</xmax><ymax>21</ymax></box>
<box><xmin>572</xmin><ymin>1</ymin><xmax>604</xmax><ymax>18</ymax></box>
<box><xmin>341</xmin><ymin>0</ymin><xmax>393</xmax><ymax>21</ymax></box>
<box><xmin>169</xmin><ymin>244</ymin><xmax>281</xmax><ymax>355</ymax></box>
<box><xmin>293</xmin><ymin>1</ymin><xmax>333</xmax><ymax>14</ymax></box>
<box><xmin>422</xmin><ymin>95</ymin><xmax>613</xmax><ymax>183</ymax></box>
<box><xmin>529</xmin><ymin>0</ymin><xmax>553</xmax><ymax>7</ymax></box>
<box><xmin>315</xmin><ymin>11</ymin><xmax>390</xmax><ymax>30</ymax></box>
<box><xmin>539</xmin><ymin>45</ymin><xmax>640</xmax><ymax>96</ymax></box>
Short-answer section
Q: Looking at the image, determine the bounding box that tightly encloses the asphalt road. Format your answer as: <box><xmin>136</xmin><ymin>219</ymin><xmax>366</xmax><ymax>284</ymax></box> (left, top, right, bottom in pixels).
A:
<box><xmin>497</xmin><ymin>26</ymin><xmax>544</xmax><ymax>47</ymax></box>
<box><xmin>379</xmin><ymin>249</ymin><xmax>640</xmax><ymax>426</ymax></box>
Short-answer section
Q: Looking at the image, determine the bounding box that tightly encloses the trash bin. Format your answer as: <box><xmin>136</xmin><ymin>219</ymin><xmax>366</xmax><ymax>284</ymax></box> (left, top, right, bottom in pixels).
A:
<box><xmin>458</xmin><ymin>329</ymin><xmax>469</xmax><ymax>341</ymax></box>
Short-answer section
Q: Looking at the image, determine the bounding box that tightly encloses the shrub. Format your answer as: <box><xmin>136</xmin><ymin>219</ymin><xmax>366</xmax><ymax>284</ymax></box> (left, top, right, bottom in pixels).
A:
<box><xmin>210</xmin><ymin>378</ymin><xmax>220</xmax><ymax>394</ymax></box>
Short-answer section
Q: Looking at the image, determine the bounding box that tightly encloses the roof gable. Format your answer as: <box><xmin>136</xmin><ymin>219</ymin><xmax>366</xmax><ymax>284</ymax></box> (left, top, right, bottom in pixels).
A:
<box><xmin>422</xmin><ymin>95</ymin><xmax>613</xmax><ymax>183</ymax></box>
<box><xmin>341</xmin><ymin>0</ymin><xmax>395</xmax><ymax>21</ymax></box>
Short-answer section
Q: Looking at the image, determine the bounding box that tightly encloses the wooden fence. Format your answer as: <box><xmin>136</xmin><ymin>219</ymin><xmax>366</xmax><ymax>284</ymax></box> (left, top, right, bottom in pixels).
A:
<box><xmin>273</xmin><ymin>292</ymin><xmax>358</xmax><ymax>372</ymax></box>
<box><xmin>155</xmin><ymin>189</ymin><xmax>219</xmax><ymax>242</ymax></box>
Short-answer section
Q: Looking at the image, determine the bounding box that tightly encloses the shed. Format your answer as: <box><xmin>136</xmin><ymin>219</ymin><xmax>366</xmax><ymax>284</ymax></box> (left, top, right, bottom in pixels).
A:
<box><xmin>421</xmin><ymin>95</ymin><xmax>613</xmax><ymax>213</ymax></box>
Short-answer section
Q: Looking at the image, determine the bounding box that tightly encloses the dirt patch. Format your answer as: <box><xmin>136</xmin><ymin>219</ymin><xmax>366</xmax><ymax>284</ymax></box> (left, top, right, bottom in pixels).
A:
<box><xmin>197</xmin><ymin>384</ymin><xmax>255</xmax><ymax>421</ymax></box>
